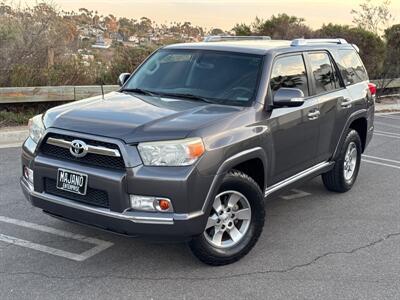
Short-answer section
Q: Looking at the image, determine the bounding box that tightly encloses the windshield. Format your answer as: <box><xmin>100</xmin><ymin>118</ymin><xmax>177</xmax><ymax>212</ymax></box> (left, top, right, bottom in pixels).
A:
<box><xmin>124</xmin><ymin>49</ymin><xmax>263</xmax><ymax>106</ymax></box>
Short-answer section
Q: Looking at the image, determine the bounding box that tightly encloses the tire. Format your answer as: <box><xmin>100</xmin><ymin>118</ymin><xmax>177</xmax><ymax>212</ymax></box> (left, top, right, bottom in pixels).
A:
<box><xmin>188</xmin><ymin>170</ymin><xmax>265</xmax><ymax>266</ymax></box>
<box><xmin>322</xmin><ymin>129</ymin><xmax>362</xmax><ymax>193</ymax></box>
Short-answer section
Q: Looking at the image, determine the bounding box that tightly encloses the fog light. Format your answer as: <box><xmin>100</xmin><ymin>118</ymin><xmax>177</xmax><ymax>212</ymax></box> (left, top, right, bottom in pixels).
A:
<box><xmin>130</xmin><ymin>195</ymin><xmax>173</xmax><ymax>212</ymax></box>
<box><xmin>23</xmin><ymin>166</ymin><xmax>34</xmax><ymax>184</ymax></box>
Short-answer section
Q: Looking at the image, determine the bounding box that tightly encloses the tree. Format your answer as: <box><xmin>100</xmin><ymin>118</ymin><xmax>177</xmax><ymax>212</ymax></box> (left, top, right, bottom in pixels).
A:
<box><xmin>378</xmin><ymin>24</ymin><xmax>400</xmax><ymax>93</ymax></box>
<box><xmin>232</xmin><ymin>14</ymin><xmax>313</xmax><ymax>39</ymax></box>
<box><xmin>232</xmin><ymin>23</ymin><xmax>252</xmax><ymax>36</ymax></box>
<box><xmin>315</xmin><ymin>24</ymin><xmax>385</xmax><ymax>79</ymax></box>
<box><xmin>0</xmin><ymin>2</ymin><xmax>79</xmax><ymax>86</ymax></box>
<box><xmin>209</xmin><ymin>28</ymin><xmax>225</xmax><ymax>36</ymax></box>
<box><xmin>254</xmin><ymin>14</ymin><xmax>313</xmax><ymax>39</ymax></box>
<box><xmin>351</xmin><ymin>0</ymin><xmax>393</xmax><ymax>35</ymax></box>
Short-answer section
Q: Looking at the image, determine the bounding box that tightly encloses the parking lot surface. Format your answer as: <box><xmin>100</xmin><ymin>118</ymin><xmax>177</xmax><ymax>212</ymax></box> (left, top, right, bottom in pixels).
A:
<box><xmin>0</xmin><ymin>113</ymin><xmax>399</xmax><ymax>299</ymax></box>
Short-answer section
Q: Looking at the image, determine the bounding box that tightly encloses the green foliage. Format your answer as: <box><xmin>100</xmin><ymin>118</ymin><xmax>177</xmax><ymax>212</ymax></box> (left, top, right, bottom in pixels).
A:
<box><xmin>383</xmin><ymin>24</ymin><xmax>400</xmax><ymax>78</ymax></box>
<box><xmin>254</xmin><ymin>14</ymin><xmax>313</xmax><ymax>39</ymax></box>
<box><xmin>106</xmin><ymin>45</ymin><xmax>157</xmax><ymax>83</ymax></box>
<box><xmin>232</xmin><ymin>23</ymin><xmax>252</xmax><ymax>36</ymax></box>
<box><xmin>0</xmin><ymin>109</ymin><xmax>37</xmax><ymax>127</ymax></box>
<box><xmin>232</xmin><ymin>14</ymin><xmax>313</xmax><ymax>39</ymax></box>
<box><xmin>316</xmin><ymin>24</ymin><xmax>385</xmax><ymax>79</ymax></box>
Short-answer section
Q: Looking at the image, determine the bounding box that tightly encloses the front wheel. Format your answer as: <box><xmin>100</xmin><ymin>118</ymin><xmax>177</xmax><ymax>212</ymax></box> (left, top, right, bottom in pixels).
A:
<box><xmin>188</xmin><ymin>170</ymin><xmax>265</xmax><ymax>266</ymax></box>
<box><xmin>322</xmin><ymin>129</ymin><xmax>362</xmax><ymax>193</ymax></box>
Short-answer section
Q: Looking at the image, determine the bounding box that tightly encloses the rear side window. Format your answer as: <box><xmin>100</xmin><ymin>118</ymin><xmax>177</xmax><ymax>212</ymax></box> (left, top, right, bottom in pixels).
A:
<box><xmin>337</xmin><ymin>49</ymin><xmax>368</xmax><ymax>85</ymax></box>
<box><xmin>308</xmin><ymin>52</ymin><xmax>340</xmax><ymax>94</ymax></box>
<box><xmin>270</xmin><ymin>55</ymin><xmax>309</xmax><ymax>97</ymax></box>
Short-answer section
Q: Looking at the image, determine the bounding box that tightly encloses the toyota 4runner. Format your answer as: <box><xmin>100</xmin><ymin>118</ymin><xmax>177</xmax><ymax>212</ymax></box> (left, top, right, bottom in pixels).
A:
<box><xmin>21</xmin><ymin>37</ymin><xmax>375</xmax><ymax>265</ymax></box>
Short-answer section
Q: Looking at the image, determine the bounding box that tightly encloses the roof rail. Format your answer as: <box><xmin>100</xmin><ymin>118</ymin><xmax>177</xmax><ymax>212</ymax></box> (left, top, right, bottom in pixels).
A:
<box><xmin>204</xmin><ymin>35</ymin><xmax>271</xmax><ymax>42</ymax></box>
<box><xmin>291</xmin><ymin>38</ymin><xmax>348</xmax><ymax>46</ymax></box>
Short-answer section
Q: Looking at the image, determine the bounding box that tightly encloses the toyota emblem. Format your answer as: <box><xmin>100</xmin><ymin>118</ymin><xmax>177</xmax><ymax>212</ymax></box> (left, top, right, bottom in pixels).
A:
<box><xmin>69</xmin><ymin>140</ymin><xmax>88</xmax><ymax>158</ymax></box>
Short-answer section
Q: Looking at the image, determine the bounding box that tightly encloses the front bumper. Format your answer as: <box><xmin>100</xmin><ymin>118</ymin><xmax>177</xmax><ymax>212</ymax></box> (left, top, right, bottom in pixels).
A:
<box><xmin>21</xmin><ymin>175</ymin><xmax>208</xmax><ymax>238</ymax></box>
<box><xmin>20</xmin><ymin>133</ymin><xmax>215</xmax><ymax>239</ymax></box>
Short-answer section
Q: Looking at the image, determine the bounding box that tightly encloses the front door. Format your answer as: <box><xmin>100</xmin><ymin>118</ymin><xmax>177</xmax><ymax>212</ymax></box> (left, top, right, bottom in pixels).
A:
<box><xmin>266</xmin><ymin>53</ymin><xmax>320</xmax><ymax>185</ymax></box>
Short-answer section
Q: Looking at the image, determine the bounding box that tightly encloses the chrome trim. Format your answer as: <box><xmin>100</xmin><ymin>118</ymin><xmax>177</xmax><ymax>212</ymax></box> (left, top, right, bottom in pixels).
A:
<box><xmin>21</xmin><ymin>178</ymin><xmax>174</xmax><ymax>225</ymax></box>
<box><xmin>204</xmin><ymin>35</ymin><xmax>271</xmax><ymax>42</ymax></box>
<box><xmin>265</xmin><ymin>161</ymin><xmax>333</xmax><ymax>197</ymax></box>
<box><xmin>291</xmin><ymin>38</ymin><xmax>348</xmax><ymax>46</ymax></box>
<box><xmin>22</xmin><ymin>176</ymin><xmax>34</xmax><ymax>192</ymax></box>
<box><xmin>47</xmin><ymin>137</ymin><xmax>121</xmax><ymax>158</ymax></box>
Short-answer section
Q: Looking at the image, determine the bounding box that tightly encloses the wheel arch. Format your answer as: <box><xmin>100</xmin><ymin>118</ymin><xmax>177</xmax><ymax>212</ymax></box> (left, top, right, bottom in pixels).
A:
<box><xmin>332</xmin><ymin>110</ymin><xmax>368</xmax><ymax>160</ymax></box>
<box><xmin>201</xmin><ymin>147</ymin><xmax>267</xmax><ymax>215</ymax></box>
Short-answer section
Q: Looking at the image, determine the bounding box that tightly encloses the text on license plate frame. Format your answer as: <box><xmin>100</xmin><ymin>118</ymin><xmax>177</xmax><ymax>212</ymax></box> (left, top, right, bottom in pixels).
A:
<box><xmin>56</xmin><ymin>168</ymin><xmax>88</xmax><ymax>195</ymax></box>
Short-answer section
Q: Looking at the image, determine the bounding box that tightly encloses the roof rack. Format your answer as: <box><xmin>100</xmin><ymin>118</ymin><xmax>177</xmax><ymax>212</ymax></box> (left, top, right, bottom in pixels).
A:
<box><xmin>203</xmin><ymin>35</ymin><xmax>271</xmax><ymax>42</ymax></box>
<box><xmin>291</xmin><ymin>38</ymin><xmax>348</xmax><ymax>46</ymax></box>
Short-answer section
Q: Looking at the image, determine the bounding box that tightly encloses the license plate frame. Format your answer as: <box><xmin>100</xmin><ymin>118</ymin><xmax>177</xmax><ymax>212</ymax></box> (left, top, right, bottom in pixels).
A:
<box><xmin>56</xmin><ymin>168</ymin><xmax>88</xmax><ymax>196</ymax></box>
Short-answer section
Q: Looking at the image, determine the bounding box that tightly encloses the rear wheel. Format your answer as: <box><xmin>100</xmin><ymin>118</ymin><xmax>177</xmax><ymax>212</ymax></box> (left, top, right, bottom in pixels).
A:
<box><xmin>189</xmin><ymin>170</ymin><xmax>265</xmax><ymax>266</ymax></box>
<box><xmin>322</xmin><ymin>129</ymin><xmax>362</xmax><ymax>193</ymax></box>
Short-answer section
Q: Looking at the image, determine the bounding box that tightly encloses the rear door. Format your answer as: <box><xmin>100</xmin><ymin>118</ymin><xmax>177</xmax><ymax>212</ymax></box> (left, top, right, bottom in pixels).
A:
<box><xmin>267</xmin><ymin>53</ymin><xmax>320</xmax><ymax>184</ymax></box>
<box><xmin>305</xmin><ymin>51</ymin><xmax>350</xmax><ymax>162</ymax></box>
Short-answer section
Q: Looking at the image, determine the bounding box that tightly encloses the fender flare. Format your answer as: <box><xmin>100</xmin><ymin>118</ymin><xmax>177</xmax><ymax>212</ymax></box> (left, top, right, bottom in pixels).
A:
<box><xmin>332</xmin><ymin>109</ymin><xmax>367</xmax><ymax>160</ymax></box>
<box><xmin>200</xmin><ymin>147</ymin><xmax>268</xmax><ymax>215</ymax></box>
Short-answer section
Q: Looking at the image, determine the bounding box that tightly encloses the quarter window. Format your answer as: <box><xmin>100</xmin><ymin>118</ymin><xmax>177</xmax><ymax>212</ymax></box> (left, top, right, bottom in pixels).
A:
<box><xmin>308</xmin><ymin>52</ymin><xmax>340</xmax><ymax>94</ymax></box>
<box><xmin>337</xmin><ymin>49</ymin><xmax>368</xmax><ymax>85</ymax></box>
<box><xmin>270</xmin><ymin>55</ymin><xmax>309</xmax><ymax>97</ymax></box>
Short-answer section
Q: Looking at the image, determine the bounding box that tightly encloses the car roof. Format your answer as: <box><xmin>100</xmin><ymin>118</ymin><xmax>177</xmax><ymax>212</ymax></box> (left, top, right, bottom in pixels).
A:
<box><xmin>164</xmin><ymin>39</ymin><xmax>356</xmax><ymax>56</ymax></box>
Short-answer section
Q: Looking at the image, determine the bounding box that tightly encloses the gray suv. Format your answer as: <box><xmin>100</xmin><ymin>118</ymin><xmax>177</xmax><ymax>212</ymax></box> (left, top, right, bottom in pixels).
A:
<box><xmin>21</xmin><ymin>37</ymin><xmax>376</xmax><ymax>265</ymax></box>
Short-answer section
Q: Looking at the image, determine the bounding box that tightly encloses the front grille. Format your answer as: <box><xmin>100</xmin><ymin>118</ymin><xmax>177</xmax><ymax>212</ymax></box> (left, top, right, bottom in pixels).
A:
<box><xmin>40</xmin><ymin>133</ymin><xmax>125</xmax><ymax>170</ymax></box>
<box><xmin>44</xmin><ymin>178</ymin><xmax>109</xmax><ymax>208</ymax></box>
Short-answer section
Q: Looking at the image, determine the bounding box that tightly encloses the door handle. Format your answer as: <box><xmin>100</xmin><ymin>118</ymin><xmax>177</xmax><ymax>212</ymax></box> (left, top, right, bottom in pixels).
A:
<box><xmin>341</xmin><ymin>98</ymin><xmax>352</xmax><ymax>109</ymax></box>
<box><xmin>307</xmin><ymin>110</ymin><xmax>320</xmax><ymax>120</ymax></box>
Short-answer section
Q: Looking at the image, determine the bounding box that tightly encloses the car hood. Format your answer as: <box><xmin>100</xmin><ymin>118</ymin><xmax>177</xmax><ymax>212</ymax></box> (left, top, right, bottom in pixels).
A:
<box><xmin>43</xmin><ymin>92</ymin><xmax>243</xmax><ymax>144</ymax></box>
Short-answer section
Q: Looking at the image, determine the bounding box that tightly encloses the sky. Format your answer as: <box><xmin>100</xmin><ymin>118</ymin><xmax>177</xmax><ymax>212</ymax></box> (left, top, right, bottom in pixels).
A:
<box><xmin>22</xmin><ymin>0</ymin><xmax>400</xmax><ymax>30</ymax></box>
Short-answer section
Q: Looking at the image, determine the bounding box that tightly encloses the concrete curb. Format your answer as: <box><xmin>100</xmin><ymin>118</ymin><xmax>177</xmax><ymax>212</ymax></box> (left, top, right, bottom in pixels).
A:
<box><xmin>375</xmin><ymin>103</ymin><xmax>400</xmax><ymax>112</ymax></box>
<box><xmin>0</xmin><ymin>127</ymin><xmax>28</xmax><ymax>149</ymax></box>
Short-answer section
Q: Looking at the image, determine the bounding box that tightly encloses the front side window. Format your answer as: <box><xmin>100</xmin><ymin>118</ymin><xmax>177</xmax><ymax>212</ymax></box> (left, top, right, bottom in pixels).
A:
<box><xmin>270</xmin><ymin>55</ymin><xmax>309</xmax><ymax>97</ymax></box>
<box><xmin>337</xmin><ymin>49</ymin><xmax>368</xmax><ymax>85</ymax></box>
<box><xmin>124</xmin><ymin>49</ymin><xmax>264</xmax><ymax>106</ymax></box>
<box><xmin>308</xmin><ymin>52</ymin><xmax>340</xmax><ymax>94</ymax></box>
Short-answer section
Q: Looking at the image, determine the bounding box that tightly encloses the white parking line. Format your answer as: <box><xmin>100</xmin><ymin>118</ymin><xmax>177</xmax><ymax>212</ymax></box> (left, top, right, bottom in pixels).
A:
<box><xmin>362</xmin><ymin>159</ymin><xmax>400</xmax><ymax>170</ymax></box>
<box><xmin>375</xmin><ymin>130</ymin><xmax>400</xmax><ymax>137</ymax></box>
<box><xmin>362</xmin><ymin>155</ymin><xmax>400</xmax><ymax>165</ymax></box>
<box><xmin>280</xmin><ymin>189</ymin><xmax>311</xmax><ymax>200</ymax></box>
<box><xmin>0</xmin><ymin>216</ymin><xmax>113</xmax><ymax>261</ymax></box>
<box><xmin>374</xmin><ymin>132</ymin><xmax>400</xmax><ymax>139</ymax></box>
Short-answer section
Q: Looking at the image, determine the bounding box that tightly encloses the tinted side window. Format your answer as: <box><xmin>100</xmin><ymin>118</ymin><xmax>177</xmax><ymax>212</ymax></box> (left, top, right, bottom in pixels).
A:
<box><xmin>270</xmin><ymin>55</ymin><xmax>309</xmax><ymax>97</ymax></box>
<box><xmin>309</xmin><ymin>52</ymin><xmax>340</xmax><ymax>94</ymax></box>
<box><xmin>337</xmin><ymin>49</ymin><xmax>368</xmax><ymax>85</ymax></box>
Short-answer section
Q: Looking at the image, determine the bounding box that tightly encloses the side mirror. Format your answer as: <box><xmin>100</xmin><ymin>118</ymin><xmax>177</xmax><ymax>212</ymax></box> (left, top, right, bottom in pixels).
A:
<box><xmin>273</xmin><ymin>88</ymin><xmax>305</xmax><ymax>108</ymax></box>
<box><xmin>118</xmin><ymin>73</ymin><xmax>131</xmax><ymax>86</ymax></box>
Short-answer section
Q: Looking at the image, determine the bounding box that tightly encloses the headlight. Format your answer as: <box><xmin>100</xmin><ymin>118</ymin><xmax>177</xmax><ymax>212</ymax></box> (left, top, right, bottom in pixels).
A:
<box><xmin>28</xmin><ymin>114</ymin><xmax>45</xmax><ymax>144</ymax></box>
<box><xmin>137</xmin><ymin>138</ymin><xmax>205</xmax><ymax>166</ymax></box>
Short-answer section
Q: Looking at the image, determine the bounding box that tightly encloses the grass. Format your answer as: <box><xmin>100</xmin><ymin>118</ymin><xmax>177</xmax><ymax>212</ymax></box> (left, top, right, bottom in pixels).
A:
<box><xmin>0</xmin><ymin>109</ymin><xmax>38</xmax><ymax>127</ymax></box>
<box><xmin>0</xmin><ymin>102</ymin><xmax>67</xmax><ymax>127</ymax></box>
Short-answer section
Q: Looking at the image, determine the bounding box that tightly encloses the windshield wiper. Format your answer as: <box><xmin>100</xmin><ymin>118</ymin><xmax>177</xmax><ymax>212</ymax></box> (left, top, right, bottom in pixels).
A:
<box><xmin>120</xmin><ymin>88</ymin><xmax>158</xmax><ymax>97</ymax></box>
<box><xmin>160</xmin><ymin>93</ymin><xmax>215</xmax><ymax>104</ymax></box>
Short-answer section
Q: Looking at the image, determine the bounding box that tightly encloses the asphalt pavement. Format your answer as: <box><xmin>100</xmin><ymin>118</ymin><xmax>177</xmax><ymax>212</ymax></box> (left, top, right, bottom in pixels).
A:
<box><xmin>0</xmin><ymin>113</ymin><xmax>399</xmax><ymax>299</ymax></box>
